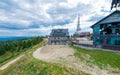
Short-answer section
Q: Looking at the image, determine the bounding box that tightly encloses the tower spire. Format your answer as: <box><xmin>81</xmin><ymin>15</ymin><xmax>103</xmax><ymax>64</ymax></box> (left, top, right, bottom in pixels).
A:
<box><xmin>76</xmin><ymin>13</ymin><xmax>81</xmax><ymax>32</ymax></box>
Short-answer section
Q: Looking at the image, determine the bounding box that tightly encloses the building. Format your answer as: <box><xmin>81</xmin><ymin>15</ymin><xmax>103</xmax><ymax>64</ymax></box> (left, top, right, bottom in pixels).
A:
<box><xmin>91</xmin><ymin>10</ymin><xmax>120</xmax><ymax>50</ymax></box>
<box><xmin>48</xmin><ymin>29</ymin><xmax>70</xmax><ymax>45</ymax></box>
<box><xmin>79</xmin><ymin>32</ymin><xmax>90</xmax><ymax>37</ymax></box>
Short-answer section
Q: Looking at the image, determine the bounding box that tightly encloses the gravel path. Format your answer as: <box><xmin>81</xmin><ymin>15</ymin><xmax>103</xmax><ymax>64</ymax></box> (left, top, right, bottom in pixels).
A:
<box><xmin>0</xmin><ymin>55</ymin><xmax>25</xmax><ymax>71</ymax></box>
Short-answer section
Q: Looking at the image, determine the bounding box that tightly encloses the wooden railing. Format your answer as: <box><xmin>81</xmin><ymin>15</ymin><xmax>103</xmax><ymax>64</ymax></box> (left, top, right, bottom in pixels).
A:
<box><xmin>72</xmin><ymin>41</ymin><xmax>120</xmax><ymax>51</ymax></box>
<box><xmin>94</xmin><ymin>34</ymin><xmax>120</xmax><ymax>37</ymax></box>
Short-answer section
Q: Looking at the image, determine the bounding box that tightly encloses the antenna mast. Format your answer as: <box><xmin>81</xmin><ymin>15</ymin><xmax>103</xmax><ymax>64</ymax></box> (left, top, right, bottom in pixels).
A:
<box><xmin>76</xmin><ymin>13</ymin><xmax>81</xmax><ymax>32</ymax></box>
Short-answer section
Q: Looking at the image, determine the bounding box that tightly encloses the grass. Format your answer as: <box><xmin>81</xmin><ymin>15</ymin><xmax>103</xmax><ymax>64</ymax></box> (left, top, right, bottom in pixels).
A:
<box><xmin>71</xmin><ymin>45</ymin><xmax>120</xmax><ymax>69</ymax></box>
<box><xmin>0</xmin><ymin>51</ymin><xmax>23</xmax><ymax>66</ymax></box>
<box><xmin>0</xmin><ymin>47</ymin><xmax>37</xmax><ymax>67</ymax></box>
<box><xmin>0</xmin><ymin>40</ymin><xmax>89</xmax><ymax>75</ymax></box>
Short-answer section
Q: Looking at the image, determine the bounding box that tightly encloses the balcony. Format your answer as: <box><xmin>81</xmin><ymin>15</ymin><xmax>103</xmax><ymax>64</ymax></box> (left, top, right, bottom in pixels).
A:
<box><xmin>94</xmin><ymin>22</ymin><xmax>120</xmax><ymax>37</ymax></box>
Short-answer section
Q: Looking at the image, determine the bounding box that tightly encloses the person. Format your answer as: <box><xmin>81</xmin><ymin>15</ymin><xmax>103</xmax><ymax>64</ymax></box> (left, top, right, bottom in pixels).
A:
<box><xmin>103</xmin><ymin>38</ymin><xmax>107</xmax><ymax>45</ymax></box>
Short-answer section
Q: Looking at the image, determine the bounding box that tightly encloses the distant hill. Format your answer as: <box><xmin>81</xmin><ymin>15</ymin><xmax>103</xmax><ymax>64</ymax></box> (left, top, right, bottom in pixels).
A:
<box><xmin>0</xmin><ymin>37</ymin><xmax>31</xmax><ymax>41</ymax></box>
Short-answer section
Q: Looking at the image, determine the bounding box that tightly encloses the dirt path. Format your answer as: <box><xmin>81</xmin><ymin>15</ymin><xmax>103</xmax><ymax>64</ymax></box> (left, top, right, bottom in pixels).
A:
<box><xmin>33</xmin><ymin>45</ymin><xmax>119</xmax><ymax>75</ymax></box>
<box><xmin>0</xmin><ymin>55</ymin><xmax>25</xmax><ymax>71</ymax></box>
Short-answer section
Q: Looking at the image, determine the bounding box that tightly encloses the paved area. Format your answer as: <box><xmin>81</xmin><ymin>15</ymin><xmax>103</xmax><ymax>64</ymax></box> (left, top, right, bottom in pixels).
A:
<box><xmin>78</xmin><ymin>40</ymin><xmax>93</xmax><ymax>45</ymax></box>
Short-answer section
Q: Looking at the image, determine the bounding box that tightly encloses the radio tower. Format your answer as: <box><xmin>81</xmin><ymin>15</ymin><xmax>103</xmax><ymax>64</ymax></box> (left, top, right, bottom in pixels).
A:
<box><xmin>75</xmin><ymin>14</ymin><xmax>81</xmax><ymax>34</ymax></box>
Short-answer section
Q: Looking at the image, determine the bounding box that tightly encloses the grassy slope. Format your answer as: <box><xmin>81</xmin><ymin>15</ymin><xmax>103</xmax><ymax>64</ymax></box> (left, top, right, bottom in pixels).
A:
<box><xmin>0</xmin><ymin>51</ymin><xmax>23</xmax><ymax>67</ymax></box>
<box><xmin>0</xmin><ymin>40</ymin><xmax>88</xmax><ymax>75</ymax></box>
<box><xmin>72</xmin><ymin>46</ymin><xmax>120</xmax><ymax>69</ymax></box>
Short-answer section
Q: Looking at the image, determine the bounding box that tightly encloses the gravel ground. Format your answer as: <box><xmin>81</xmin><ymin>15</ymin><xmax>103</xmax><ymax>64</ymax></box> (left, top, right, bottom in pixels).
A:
<box><xmin>33</xmin><ymin>45</ymin><xmax>74</xmax><ymax>61</ymax></box>
<box><xmin>33</xmin><ymin>45</ymin><xmax>120</xmax><ymax>75</ymax></box>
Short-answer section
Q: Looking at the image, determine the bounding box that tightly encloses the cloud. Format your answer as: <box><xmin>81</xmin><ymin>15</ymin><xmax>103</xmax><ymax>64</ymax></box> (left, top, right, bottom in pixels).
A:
<box><xmin>0</xmin><ymin>0</ymin><xmax>113</xmax><ymax>36</ymax></box>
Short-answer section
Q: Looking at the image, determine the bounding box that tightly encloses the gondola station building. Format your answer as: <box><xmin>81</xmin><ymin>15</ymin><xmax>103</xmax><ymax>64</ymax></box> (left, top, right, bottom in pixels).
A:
<box><xmin>91</xmin><ymin>10</ymin><xmax>120</xmax><ymax>50</ymax></box>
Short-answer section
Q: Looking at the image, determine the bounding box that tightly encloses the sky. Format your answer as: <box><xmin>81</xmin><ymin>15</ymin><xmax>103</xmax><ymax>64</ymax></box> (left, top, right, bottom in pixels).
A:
<box><xmin>0</xmin><ymin>0</ymin><xmax>116</xmax><ymax>37</ymax></box>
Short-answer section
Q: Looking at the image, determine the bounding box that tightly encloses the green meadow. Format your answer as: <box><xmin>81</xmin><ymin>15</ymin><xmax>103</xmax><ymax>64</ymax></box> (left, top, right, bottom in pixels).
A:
<box><xmin>72</xmin><ymin>46</ymin><xmax>120</xmax><ymax>69</ymax></box>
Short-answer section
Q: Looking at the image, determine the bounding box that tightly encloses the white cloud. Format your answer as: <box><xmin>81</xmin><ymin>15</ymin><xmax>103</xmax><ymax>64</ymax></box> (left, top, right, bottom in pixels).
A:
<box><xmin>0</xmin><ymin>0</ymin><xmax>113</xmax><ymax>36</ymax></box>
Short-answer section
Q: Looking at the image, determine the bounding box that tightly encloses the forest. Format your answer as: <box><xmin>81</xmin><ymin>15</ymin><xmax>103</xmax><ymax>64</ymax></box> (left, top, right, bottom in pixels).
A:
<box><xmin>0</xmin><ymin>37</ymin><xmax>43</xmax><ymax>56</ymax></box>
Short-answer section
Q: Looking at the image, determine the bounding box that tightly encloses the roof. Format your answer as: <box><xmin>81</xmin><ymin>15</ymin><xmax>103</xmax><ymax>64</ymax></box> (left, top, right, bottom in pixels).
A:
<box><xmin>80</xmin><ymin>32</ymin><xmax>90</xmax><ymax>36</ymax></box>
<box><xmin>91</xmin><ymin>10</ymin><xmax>120</xmax><ymax>28</ymax></box>
<box><xmin>50</xmin><ymin>29</ymin><xmax>69</xmax><ymax>37</ymax></box>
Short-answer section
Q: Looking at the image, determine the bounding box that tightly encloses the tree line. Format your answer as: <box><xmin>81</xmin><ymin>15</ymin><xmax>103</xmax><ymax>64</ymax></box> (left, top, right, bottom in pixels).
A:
<box><xmin>0</xmin><ymin>37</ymin><xmax>43</xmax><ymax>56</ymax></box>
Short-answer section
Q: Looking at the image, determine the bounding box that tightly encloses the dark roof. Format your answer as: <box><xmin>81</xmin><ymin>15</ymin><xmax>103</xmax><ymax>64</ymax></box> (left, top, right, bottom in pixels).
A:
<box><xmin>50</xmin><ymin>29</ymin><xmax>69</xmax><ymax>37</ymax></box>
<box><xmin>91</xmin><ymin>10</ymin><xmax>120</xmax><ymax>28</ymax></box>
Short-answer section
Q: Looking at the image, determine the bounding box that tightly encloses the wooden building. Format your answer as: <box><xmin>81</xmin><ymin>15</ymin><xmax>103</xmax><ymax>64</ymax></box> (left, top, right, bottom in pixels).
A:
<box><xmin>91</xmin><ymin>10</ymin><xmax>120</xmax><ymax>50</ymax></box>
<box><xmin>48</xmin><ymin>29</ymin><xmax>70</xmax><ymax>45</ymax></box>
